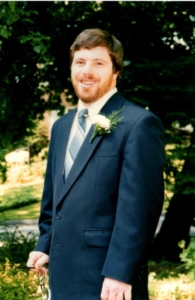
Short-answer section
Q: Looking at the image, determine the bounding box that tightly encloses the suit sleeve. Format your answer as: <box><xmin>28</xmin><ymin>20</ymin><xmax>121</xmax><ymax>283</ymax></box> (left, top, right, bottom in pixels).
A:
<box><xmin>101</xmin><ymin>112</ymin><xmax>165</xmax><ymax>284</ymax></box>
<box><xmin>33</xmin><ymin>123</ymin><xmax>57</xmax><ymax>255</ymax></box>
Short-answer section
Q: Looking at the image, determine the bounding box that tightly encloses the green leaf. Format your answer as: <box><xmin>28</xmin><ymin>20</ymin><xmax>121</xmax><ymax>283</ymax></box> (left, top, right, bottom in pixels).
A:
<box><xmin>19</xmin><ymin>35</ymin><xmax>32</xmax><ymax>44</ymax></box>
<box><xmin>33</xmin><ymin>45</ymin><xmax>42</xmax><ymax>53</ymax></box>
<box><xmin>8</xmin><ymin>1</ymin><xmax>16</xmax><ymax>11</ymax></box>
<box><xmin>0</xmin><ymin>26</ymin><xmax>11</xmax><ymax>39</ymax></box>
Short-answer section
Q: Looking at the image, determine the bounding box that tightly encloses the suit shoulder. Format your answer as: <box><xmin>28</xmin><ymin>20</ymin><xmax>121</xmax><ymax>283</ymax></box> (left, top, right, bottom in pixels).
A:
<box><xmin>52</xmin><ymin>108</ymin><xmax>76</xmax><ymax>129</ymax></box>
<box><xmin>117</xmin><ymin>93</ymin><xmax>158</xmax><ymax>120</ymax></box>
<box><xmin>112</xmin><ymin>93</ymin><xmax>164</xmax><ymax>133</ymax></box>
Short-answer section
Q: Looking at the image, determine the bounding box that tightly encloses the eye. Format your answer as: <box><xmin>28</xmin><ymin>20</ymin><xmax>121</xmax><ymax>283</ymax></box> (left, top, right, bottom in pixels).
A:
<box><xmin>95</xmin><ymin>61</ymin><xmax>103</xmax><ymax>66</ymax></box>
<box><xmin>76</xmin><ymin>60</ymin><xmax>84</xmax><ymax>65</ymax></box>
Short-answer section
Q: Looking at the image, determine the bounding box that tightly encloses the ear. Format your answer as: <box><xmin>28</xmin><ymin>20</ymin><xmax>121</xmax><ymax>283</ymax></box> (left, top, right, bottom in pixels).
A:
<box><xmin>113</xmin><ymin>71</ymin><xmax>119</xmax><ymax>80</ymax></box>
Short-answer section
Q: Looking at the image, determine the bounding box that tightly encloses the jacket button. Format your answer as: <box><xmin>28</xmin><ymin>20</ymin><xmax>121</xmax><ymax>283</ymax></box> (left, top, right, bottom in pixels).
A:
<box><xmin>57</xmin><ymin>213</ymin><xmax>62</xmax><ymax>220</ymax></box>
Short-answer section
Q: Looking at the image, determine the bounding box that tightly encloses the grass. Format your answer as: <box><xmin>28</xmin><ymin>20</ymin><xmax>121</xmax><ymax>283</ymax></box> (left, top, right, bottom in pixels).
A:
<box><xmin>0</xmin><ymin>202</ymin><xmax>41</xmax><ymax>222</ymax></box>
<box><xmin>0</xmin><ymin>179</ymin><xmax>43</xmax><ymax>222</ymax></box>
<box><xmin>0</xmin><ymin>183</ymin><xmax>42</xmax><ymax>212</ymax></box>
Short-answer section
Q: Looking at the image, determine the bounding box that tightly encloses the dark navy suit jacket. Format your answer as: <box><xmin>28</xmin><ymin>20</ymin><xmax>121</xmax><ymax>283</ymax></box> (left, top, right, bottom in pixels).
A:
<box><xmin>34</xmin><ymin>92</ymin><xmax>165</xmax><ymax>300</ymax></box>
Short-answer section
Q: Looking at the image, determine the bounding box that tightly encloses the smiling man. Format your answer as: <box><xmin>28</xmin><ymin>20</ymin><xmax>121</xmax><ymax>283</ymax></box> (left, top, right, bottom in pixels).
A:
<box><xmin>27</xmin><ymin>29</ymin><xmax>165</xmax><ymax>300</ymax></box>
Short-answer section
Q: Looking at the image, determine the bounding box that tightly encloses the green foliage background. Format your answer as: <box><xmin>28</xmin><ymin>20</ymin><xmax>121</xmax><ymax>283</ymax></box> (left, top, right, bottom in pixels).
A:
<box><xmin>1</xmin><ymin>1</ymin><xmax>195</xmax><ymax>149</ymax></box>
<box><xmin>1</xmin><ymin>0</ymin><xmax>195</xmax><ymax>260</ymax></box>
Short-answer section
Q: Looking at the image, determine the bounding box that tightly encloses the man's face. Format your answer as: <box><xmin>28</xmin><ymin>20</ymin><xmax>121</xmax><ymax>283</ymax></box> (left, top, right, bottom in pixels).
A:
<box><xmin>71</xmin><ymin>46</ymin><xmax>118</xmax><ymax>105</ymax></box>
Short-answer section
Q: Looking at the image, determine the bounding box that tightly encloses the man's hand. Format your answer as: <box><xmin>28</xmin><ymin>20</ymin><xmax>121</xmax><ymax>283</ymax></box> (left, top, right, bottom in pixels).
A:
<box><xmin>27</xmin><ymin>251</ymin><xmax>49</xmax><ymax>269</ymax></box>
<box><xmin>101</xmin><ymin>277</ymin><xmax>132</xmax><ymax>300</ymax></box>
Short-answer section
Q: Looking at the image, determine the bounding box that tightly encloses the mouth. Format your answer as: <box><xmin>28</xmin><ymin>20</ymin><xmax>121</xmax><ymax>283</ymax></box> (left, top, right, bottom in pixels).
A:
<box><xmin>80</xmin><ymin>80</ymin><xmax>96</xmax><ymax>88</ymax></box>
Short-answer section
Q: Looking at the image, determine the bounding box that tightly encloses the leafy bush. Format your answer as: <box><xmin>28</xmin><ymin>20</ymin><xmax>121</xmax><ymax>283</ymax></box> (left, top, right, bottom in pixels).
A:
<box><xmin>0</xmin><ymin>227</ymin><xmax>41</xmax><ymax>299</ymax></box>
<box><xmin>26</xmin><ymin>117</ymin><xmax>49</xmax><ymax>158</ymax></box>
<box><xmin>148</xmin><ymin>259</ymin><xmax>195</xmax><ymax>299</ymax></box>
<box><xmin>0</xmin><ymin>259</ymin><xmax>39</xmax><ymax>300</ymax></box>
<box><xmin>0</xmin><ymin>226</ymin><xmax>38</xmax><ymax>265</ymax></box>
<box><xmin>0</xmin><ymin>150</ymin><xmax>7</xmax><ymax>183</ymax></box>
<box><xmin>179</xmin><ymin>237</ymin><xmax>195</xmax><ymax>281</ymax></box>
<box><xmin>148</xmin><ymin>260</ymin><xmax>183</xmax><ymax>280</ymax></box>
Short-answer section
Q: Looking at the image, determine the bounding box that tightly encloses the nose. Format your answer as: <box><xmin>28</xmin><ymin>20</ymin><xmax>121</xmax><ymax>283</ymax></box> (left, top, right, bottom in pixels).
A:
<box><xmin>82</xmin><ymin>62</ymin><xmax>93</xmax><ymax>76</ymax></box>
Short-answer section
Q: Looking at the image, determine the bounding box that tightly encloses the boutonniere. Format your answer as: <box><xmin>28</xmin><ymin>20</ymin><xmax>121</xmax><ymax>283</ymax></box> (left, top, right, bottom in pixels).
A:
<box><xmin>89</xmin><ymin>108</ymin><xmax>123</xmax><ymax>143</ymax></box>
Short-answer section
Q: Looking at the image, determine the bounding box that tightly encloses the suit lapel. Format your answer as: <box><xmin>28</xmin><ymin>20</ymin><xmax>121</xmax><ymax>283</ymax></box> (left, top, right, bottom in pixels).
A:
<box><xmin>57</xmin><ymin>126</ymin><xmax>103</xmax><ymax>206</ymax></box>
<box><xmin>54</xmin><ymin>109</ymin><xmax>77</xmax><ymax>197</ymax></box>
<box><xmin>57</xmin><ymin>92</ymin><xmax>125</xmax><ymax>206</ymax></box>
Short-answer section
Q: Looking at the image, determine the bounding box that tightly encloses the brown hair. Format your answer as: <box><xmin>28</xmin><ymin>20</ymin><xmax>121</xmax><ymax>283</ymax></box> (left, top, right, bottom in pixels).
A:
<box><xmin>70</xmin><ymin>28</ymin><xmax>123</xmax><ymax>74</ymax></box>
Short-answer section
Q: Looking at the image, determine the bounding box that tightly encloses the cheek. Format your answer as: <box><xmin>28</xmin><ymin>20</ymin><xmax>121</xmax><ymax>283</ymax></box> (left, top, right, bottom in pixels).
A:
<box><xmin>100</xmin><ymin>72</ymin><xmax>113</xmax><ymax>84</ymax></box>
<box><xmin>97</xmin><ymin>71</ymin><xmax>108</xmax><ymax>81</ymax></box>
<box><xmin>71</xmin><ymin>67</ymin><xmax>80</xmax><ymax>79</ymax></box>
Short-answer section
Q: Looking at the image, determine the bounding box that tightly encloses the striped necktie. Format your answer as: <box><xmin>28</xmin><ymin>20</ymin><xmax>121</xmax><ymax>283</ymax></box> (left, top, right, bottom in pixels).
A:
<box><xmin>65</xmin><ymin>109</ymin><xmax>88</xmax><ymax>178</ymax></box>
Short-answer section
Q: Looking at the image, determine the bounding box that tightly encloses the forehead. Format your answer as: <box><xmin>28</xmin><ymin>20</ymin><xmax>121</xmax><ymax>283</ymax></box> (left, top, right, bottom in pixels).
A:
<box><xmin>73</xmin><ymin>46</ymin><xmax>112</xmax><ymax>62</ymax></box>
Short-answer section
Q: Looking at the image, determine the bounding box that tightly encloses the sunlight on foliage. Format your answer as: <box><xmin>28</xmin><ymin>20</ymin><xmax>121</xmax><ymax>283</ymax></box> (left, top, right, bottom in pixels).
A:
<box><xmin>5</xmin><ymin>160</ymin><xmax>46</xmax><ymax>184</ymax></box>
<box><xmin>0</xmin><ymin>182</ymin><xmax>43</xmax><ymax>213</ymax></box>
<box><xmin>179</xmin><ymin>237</ymin><xmax>195</xmax><ymax>281</ymax></box>
<box><xmin>149</xmin><ymin>272</ymin><xmax>195</xmax><ymax>299</ymax></box>
<box><xmin>0</xmin><ymin>259</ymin><xmax>39</xmax><ymax>299</ymax></box>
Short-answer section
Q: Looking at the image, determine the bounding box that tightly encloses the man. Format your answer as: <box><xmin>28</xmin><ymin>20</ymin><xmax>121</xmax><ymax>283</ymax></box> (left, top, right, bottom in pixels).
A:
<box><xmin>27</xmin><ymin>28</ymin><xmax>165</xmax><ymax>300</ymax></box>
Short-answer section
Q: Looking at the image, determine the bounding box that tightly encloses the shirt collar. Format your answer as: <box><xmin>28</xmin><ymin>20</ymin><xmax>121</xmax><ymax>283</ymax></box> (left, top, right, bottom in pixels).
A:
<box><xmin>77</xmin><ymin>88</ymin><xmax>117</xmax><ymax>115</ymax></box>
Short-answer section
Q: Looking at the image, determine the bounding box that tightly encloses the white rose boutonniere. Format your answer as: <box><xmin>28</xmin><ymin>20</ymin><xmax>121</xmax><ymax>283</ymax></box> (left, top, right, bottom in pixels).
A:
<box><xmin>89</xmin><ymin>108</ymin><xmax>123</xmax><ymax>143</ymax></box>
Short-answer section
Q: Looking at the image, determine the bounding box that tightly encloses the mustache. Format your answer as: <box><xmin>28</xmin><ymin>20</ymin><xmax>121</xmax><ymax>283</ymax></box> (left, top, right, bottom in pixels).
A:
<box><xmin>78</xmin><ymin>75</ymin><xmax>97</xmax><ymax>80</ymax></box>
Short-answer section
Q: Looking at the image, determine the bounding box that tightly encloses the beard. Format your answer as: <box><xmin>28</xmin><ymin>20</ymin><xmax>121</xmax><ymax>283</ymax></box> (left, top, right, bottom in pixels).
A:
<box><xmin>71</xmin><ymin>75</ymin><xmax>115</xmax><ymax>104</ymax></box>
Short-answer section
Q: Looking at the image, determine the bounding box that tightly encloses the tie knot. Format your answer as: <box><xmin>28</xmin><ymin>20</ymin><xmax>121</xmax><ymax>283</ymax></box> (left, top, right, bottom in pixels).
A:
<box><xmin>78</xmin><ymin>109</ymin><xmax>88</xmax><ymax>132</ymax></box>
<box><xmin>78</xmin><ymin>109</ymin><xmax>88</xmax><ymax>119</ymax></box>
